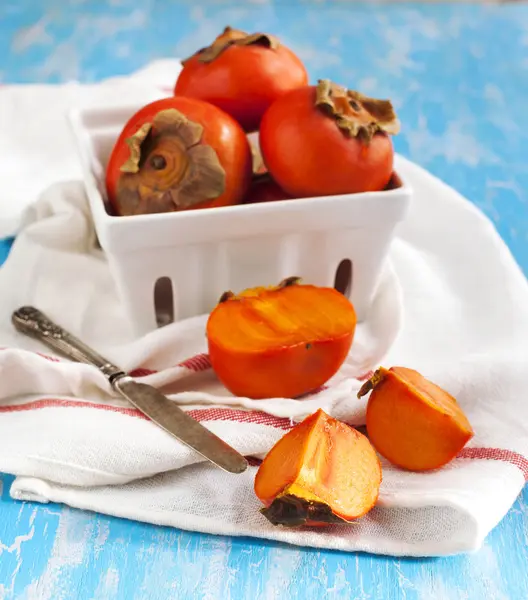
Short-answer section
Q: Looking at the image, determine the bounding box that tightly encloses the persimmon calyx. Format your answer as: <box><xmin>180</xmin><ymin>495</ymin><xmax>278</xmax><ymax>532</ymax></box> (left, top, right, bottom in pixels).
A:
<box><xmin>216</xmin><ymin>276</ymin><xmax>302</xmax><ymax>303</ymax></box>
<box><xmin>357</xmin><ymin>368</ymin><xmax>387</xmax><ymax>398</ymax></box>
<box><xmin>315</xmin><ymin>79</ymin><xmax>400</xmax><ymax>144</ymax></box>
<box><xmin>182</xmin><ymin>26</ymin><xmax>280</xmax><ymax>65</ymax></box>
<box><xmin>278</xmin><ymin>276</ymin><xmax>302</xmax><ymax>288</ymax></box>
<box><xmin>120</xmin><ymin>123</ymin><xmax>152</xmax><ymax>173</ymax></box>
<box><xmin>116</xmin><ymin>108</ymin><xmax>226</xmax><ymax>215</ymax></box>
<box><xmin>261</xmin><ymin>487</ymin><xmax>351</xmax><ymax>527</ymax></box>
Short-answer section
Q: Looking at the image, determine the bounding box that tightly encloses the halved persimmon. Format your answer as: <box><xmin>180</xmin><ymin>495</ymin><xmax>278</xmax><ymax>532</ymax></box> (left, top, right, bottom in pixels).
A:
<box><xmin>255</xmin><ymin>409</ymin><xmax>382</xmax><ymax>526</ymax></box>
<box><xmin>206</xmin><ymin>277</ymin><xmax>356</xmax><ymax>399</ymax></box>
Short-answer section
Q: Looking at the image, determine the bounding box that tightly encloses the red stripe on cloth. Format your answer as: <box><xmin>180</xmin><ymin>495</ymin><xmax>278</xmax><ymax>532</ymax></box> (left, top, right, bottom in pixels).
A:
<box><xmin>356</xmin><ymin>370</ymin><xmax>375</xmax><ymax>381</ymax></box>
<box><xmin>0</xmin><ymin>347</ymin><xmax>64</xmax><ymax>363</ymax></box>
<box><xmin>457</xmin><ymin>447</ymin><xmax>528</xmax><ymax>480</ymax></box>
<box><xmin>0</xmin><ymin>399</ymin><xmax>293</xmax><ymax>430</ymax></box>
<box><xmin>128</xmin><ymin>368</ymin><xmax>157</xmax><ymax>377</ymax></box>
<box><xmin>127</xmin><ymin>355</ymin><xmax>212</xmax><ymax>377</ymax></box>
<box><xmin>178</xmin><ymin>353</ymin><xmax>211</xmax><ymax>372</ymax></box>
<box><xmin>129</xmin><ymin>355</ymin><xmax>211</xmax><ymax>377</ymax></box>
<box><xmin>0</xmin><ymin>399</ymin><xmax>141</xmax><ymax>418</ymax></box>
<box><xmin>0</xmin><ymin>397</ymin><xmax>527</xmax><ymax>477</ymax></box>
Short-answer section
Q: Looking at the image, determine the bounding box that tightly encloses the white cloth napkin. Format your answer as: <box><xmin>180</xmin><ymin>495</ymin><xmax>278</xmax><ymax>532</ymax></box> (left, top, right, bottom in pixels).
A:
<box><xmin>1</xmin><ymin>63</ymin><xmax>527</xmax><ymax>558</ymax></box>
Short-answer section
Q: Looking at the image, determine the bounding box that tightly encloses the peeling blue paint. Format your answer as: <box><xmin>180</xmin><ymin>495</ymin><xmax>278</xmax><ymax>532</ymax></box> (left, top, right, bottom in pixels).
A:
<box><xmin>1</xmin><ymin>1</ymin><xmax>527</xmax><ymax>598</ymax></box>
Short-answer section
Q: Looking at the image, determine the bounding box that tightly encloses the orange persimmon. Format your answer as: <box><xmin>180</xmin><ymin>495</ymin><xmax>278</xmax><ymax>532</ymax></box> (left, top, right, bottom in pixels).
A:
<box><xmin>259</xmin><ymin>79</ymin><xmax>399</xmax><ymax>198</ymax></box>
<box><xmin>105</xmin><ymin>96</ymin><xmax>252</xmax><ymax>216</ymax></box>
<box><xmin>358</xmin><ymin>367</ymin><xmax>474</xmax><ymax>471</ymax></box>
<box><xmin>243</xmin><ymin>174</ymin><xmax>291</xmax><ymax>204</ymax></box>
<box><xmin>254</xmin><ymin>409</ymin><xmax>382</xmax><ymax>526</ymax></box>
<box><xmin>206</xmin><ymin>277</ymin><xmax>356</xmax><ymax>399</ymax></box>
<box><xmin>175</xmin><ymin>26</ymin><xmax>308</xmax><ymax>132</ymax></box>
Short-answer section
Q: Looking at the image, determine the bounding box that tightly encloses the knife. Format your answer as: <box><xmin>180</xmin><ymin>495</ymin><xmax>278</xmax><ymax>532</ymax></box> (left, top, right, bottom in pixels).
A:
<box><xmin>11</xmin><ymin>306</ymin><xmax>248</xmax><ymax>474</ymax></box>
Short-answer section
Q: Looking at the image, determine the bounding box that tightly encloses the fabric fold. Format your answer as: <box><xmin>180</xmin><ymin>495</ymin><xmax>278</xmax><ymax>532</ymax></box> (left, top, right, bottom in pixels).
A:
<box><xmin>0</xmin><ymin>62</ymin><xmax>527</xmax><ymax>557</ymax></box>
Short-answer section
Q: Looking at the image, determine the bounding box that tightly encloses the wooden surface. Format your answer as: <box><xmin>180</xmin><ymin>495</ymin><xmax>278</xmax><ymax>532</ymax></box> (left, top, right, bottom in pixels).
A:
<box><xmin>1</xmin><ymin>1</ymin><xmax>528</xmax><ymax>598</ymax></box>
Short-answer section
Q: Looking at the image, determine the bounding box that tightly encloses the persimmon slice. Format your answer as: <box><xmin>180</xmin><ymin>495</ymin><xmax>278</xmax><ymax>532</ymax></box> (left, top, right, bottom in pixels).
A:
<box><xmin>254</xmin><ymin>409</ymin><xmax>382</xmax><ymax>526</ymax></box>
<box><xmin>206</xmin><ymin>278</ymin><xmax>356</xmax><ymax>399</ymax></box>
<box><xmin>358</xmin><ymin>367</ymin><xmax>474</xmax><ymax>471</ymax></box>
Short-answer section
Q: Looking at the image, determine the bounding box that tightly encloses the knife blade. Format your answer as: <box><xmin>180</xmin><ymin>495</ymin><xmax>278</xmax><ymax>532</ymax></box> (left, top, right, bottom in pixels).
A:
<box><xmin>11</xmin><ymin>305</ymin><xmax>248</xmax><ymax>474</ymax></box>
<box><xmin>114</xmin><ymin>377</ymin><xmax>248</xmax><ymax>473</ymax></box>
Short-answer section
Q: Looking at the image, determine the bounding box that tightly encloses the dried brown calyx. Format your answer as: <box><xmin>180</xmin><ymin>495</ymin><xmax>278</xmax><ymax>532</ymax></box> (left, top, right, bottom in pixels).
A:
<box><xmin>315</xmin><ymin>79</ymin><xmax>400</xmax><ymax>144</ymax></box>
<box><xmin>357</xmin><ymin>368</ymin><xmax>386</xmax><ymax>398</ymax></box>
<box><xmin>116</xmin><ymin>109</ymin><xmax>226</xmax><ymax>216</ymax></box>
<box><xmin>261</xmin><ymin>492</ymin><xmax>351</xmax><ymax>527</ymax></box>
<box><xmin>217</xmin><ymin>277</ymin><xmax>302</xmax><ymax>304</ymax></box>
<box><xmin>182</xmin><ymin>26</ymin><xmax>280</xmax><ymax>65</ymax></box>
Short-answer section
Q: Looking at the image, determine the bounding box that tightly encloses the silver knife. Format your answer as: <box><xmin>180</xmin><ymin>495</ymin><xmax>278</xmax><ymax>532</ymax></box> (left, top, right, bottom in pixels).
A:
<box><xmin>11</xmin><ymin>306</ymin><xmax>248</xmax><ymax>474</ymax></box>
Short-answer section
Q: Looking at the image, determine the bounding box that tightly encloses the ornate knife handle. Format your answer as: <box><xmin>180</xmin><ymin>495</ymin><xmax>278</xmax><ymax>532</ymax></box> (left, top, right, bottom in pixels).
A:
<box><xmin>12</xmin><ymin>306</ymin><xmax>125</xmax><ymax>382</ymax></box>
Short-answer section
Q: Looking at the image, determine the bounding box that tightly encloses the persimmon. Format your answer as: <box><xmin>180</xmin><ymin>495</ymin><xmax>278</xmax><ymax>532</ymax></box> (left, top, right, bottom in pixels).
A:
<box><xmin>243</xmin><ymin>174</ymin><xmax>291</xmax><ymax>204</ymax></box>
<box><xmin>105</xmin><ymin>96</ymin><xmax>252</xmax><ymax>216</ymax></box>
<box><xmin>175</xmin><ymin>26</ymin><xmax>308</xmax><ymax>132</ymax></box>
<box><xmin>358</xmin><ymin>367</ymin><xmax>474</xmax><ymax>471</ymax></box>
<box><xmin>259</xmin><ymin>79</ymin><xmax>400</xmax><ymax>198</ymax></box>
<box><xmin>206</xmin><ymin>277</ymin><xmax>356</xmax><ymax>399</ymax></box>
<box><xmin>255</xmin><ymin>409</ymin><xmax>382</xmax><ymax>526</ymax></box>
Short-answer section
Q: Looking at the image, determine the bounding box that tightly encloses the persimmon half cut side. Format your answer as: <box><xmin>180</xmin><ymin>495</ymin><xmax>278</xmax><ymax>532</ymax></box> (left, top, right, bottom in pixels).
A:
<box><xmin>358</xmin><ymin>366</ymin><xmax>474</xmax><ymax>471</ymax></box>
<box><xmin>254</xmin><ymin>409</ymin><xmax>382</xmax><ymax>526</ymax></box>
<box><xmin>206</xmin><ymin>277</ymin><xmax>357</xmax><ymax>399</ymax></box>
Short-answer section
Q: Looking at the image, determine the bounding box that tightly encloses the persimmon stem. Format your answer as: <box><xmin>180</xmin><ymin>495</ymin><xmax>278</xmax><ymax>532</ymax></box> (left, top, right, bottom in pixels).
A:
<box><xmin>182</xmin><ymin>26</ymin><xmax>280</xmax><ymax>65</ymax></box>
<box><xmin>218</xmin><ymin>291</ymin><xmax>235</xmax><ymax>303</ymax></box>
<box><xmin>357</xmin><ymin>368</ymin><xmax>386</xmax><ymax>399</ymax></box>
<box><xmin>261</xmin><ymin>494</ymin><xmax>351</xmax><ymax>527</ymax></box>
<box><xmin>315</xmin><ymin>80</ymin><xmax>400</xmax><ymax>144</ymax></box>
<box><xmin>116</xmin><ymin>108</ymin><xmax>226</xmax><ymax>216</ymax></box>
<box><xmin>278</xmin><ymin>276</ymin><xmax>302</xmax><ymax>289</ymax></box>
<box><xmin>150</xmin><ymin>155</ymin><xmax>167</xmax><ymax>169</ymax></box>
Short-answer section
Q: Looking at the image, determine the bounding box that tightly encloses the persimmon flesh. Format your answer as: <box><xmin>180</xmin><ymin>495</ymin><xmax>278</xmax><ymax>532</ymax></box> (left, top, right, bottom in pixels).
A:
<box><xmin>254</xmin><ymin>409</ymin><xmax>382</xmax><ymax>526</ymax></box>
<box><xmin>206</xmin><ymin>278</ymin><xmax>356</xmax><ymax>399</ymax></box>
<box><xmin>358</xmin><ymin>367</ymin><xmax>474</xmax><ymax>471</ymax></box>
<box><xmin>259</xmin><ymin>80</ymin><xmax>399</xmax><ymax>198</ymax></box>
<box><xmin>175</xmin><ymin>26</ymin><xmax>308</xmax><ymax>132</ymax></box>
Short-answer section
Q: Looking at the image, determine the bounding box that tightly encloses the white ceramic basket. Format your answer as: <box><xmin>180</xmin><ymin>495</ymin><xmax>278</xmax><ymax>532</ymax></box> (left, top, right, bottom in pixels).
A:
<box><xmin>69</xmin><ymin>103</ymin><xmax>412</xmax><ymax>336</ymax></box>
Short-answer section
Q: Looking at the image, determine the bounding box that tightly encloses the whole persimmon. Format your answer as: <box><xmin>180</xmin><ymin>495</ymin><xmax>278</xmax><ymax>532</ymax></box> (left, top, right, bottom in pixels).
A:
<box><xmin>243</xmin><ymin>174</ymin><xmax>291</xmax><ymax>204</ymax></box>
<box><xmin>175</xmin><ymin>26</ymin><xmax>308</xmax><ymax>132</ymax></box>
<box><xmin>259</xmin><ymin>79</ymin><xmax>400</xmax><ymax>198</ymax></box>
<box><xmin>105</xmin><ymin>96</ymin><xmax>252</xmax><ymax>216</ymax></box>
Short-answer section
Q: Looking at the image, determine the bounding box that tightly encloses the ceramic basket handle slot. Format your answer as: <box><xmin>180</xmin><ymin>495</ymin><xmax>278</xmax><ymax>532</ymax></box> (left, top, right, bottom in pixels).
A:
<box><xmin>12</xmin><ymin>306</ymin><xmax>125</xmax><ymax>382</ymax></box>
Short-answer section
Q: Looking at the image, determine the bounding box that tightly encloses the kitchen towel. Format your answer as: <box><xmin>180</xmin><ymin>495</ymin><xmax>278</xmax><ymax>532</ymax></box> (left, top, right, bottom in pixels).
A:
<box><xmin>0</xmin><ymin>62</ymin><xmax>527</xmax><ymax>557</ymax></box>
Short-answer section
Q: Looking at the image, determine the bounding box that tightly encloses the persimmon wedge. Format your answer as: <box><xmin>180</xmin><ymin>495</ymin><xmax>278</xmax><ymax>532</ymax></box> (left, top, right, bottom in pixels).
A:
<box><xmin>206</xmin><ymin>277</ymin><xmax>356</xmax><ymax>399</ymax></box>
<box><xmin>358</xmin><ymin>367</ymin><xmax>474</xmax><ymax>471</ymax></box>
<box><xmin>255</xmin><ymin>409</ymin><xmax>382</xmax><ymax>526</ymax></box>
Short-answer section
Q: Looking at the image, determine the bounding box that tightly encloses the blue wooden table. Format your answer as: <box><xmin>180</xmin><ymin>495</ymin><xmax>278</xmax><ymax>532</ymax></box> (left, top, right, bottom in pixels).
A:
<box><xmin>1</xmin><ymin>1</ymin><xmax>528</xmax><ymax>598</ymax></box>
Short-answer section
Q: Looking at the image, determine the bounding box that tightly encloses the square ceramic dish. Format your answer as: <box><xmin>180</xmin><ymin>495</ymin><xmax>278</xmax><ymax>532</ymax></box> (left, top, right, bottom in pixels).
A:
<box><xmin>69</xmin><ymin>103</ymin><xmax>412</xmax><ymax>336</ymax></box>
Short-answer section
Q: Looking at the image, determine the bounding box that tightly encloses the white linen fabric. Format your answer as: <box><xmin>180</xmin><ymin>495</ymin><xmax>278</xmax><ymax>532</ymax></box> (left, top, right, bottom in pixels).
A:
<box><xmin>0</xmin><ymin>62</ymin><xmax>527</xmax><ymax>557</ymax></box>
